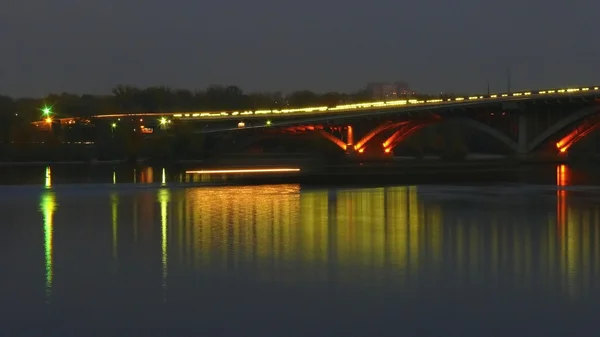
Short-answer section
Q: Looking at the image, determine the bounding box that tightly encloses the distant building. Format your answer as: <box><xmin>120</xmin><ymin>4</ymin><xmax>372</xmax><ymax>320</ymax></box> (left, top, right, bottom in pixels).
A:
<box><xmin>366</xmin><ymin>81</ymin><xmax>414</xmax><ymax>100</ymax></box>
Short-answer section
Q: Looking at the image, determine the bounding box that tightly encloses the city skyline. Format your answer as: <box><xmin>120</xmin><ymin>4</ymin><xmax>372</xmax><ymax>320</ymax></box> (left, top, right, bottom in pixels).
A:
<box><xmin>1</xmin><ymin>0</ymin><xmax>599</xmax><ymax>98</ymax></box>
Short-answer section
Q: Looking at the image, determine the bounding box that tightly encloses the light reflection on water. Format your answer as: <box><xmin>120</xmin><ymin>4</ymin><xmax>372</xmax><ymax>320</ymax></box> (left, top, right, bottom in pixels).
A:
<box><xmin>159</xmin><ymin>188</ymin><xmax>169</xmax><ymax>301</ymax></box>
<box><xmin>1</xmin><ymin>164</ymin><xmax>600</xmax><ymax>335</ymax></box>
<box><xmin>40</xmin><ymin>191</ymin><xmax>56</xmax><ymax>302</ymax></box>
<box><xmin>33</xmin><ymin>170</ymin><xmax>600</xmax><ymax>299</ymax></box>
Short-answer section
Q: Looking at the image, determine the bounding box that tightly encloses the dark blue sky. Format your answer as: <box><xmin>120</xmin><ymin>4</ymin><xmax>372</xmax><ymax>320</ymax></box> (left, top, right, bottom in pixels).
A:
<box><xmin>1</xmin><ymin>0</ymin><xmax>599</xmax><ymax>97</ymax></box>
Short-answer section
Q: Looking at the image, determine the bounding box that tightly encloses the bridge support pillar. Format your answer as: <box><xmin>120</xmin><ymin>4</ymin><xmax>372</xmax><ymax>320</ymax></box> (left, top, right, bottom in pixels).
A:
<box><xmin>347</xmin><ymin>125</ymin><xmax>354</xmax><ymax>146</ymax></box>
<box><xmin>517</xmin><ymin>114</ymin><xmax>528</xmax><ymax>155</ymax></box>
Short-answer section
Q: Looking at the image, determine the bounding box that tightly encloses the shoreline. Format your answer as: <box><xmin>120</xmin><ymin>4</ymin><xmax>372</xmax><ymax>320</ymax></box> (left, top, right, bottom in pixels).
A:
<box><xmin>0</xmin><ymin>160</ymin><xmax>129</xmax><ymax>167</ymax></box>
<box><xmin>0</xmin><ymin>155</ymin><xmax>571</xmax><ymax>168</ymax></box>
<box><xmin>0</xmin><ymin>157</ymin><xmax>593</xmax><ymax>188</ymax></box>
<box><xmin>178</xmin><ymin>159</ymin><xmax>573</xmax><ymax>187</ymax></box>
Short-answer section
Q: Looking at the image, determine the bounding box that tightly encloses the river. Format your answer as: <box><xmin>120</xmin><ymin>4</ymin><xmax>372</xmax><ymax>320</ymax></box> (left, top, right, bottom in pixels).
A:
<box><xmin>0</xmin><ymin>164</ymin><xmax>598</xmax><ymax>336</ymax></box>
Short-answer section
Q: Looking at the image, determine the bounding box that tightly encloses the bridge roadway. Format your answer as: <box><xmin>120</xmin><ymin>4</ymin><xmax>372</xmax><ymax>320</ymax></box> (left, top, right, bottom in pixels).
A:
<box><xmin>87</xmin><ymin>85</ymin><xmax>600</xmax><ymax>132</ymax></box>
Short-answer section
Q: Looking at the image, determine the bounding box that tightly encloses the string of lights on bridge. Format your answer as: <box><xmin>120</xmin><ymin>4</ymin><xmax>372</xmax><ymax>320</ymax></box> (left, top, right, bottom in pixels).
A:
<box><xmin>39</xmin><ymin>85</ymin><xmax>599</xmax><ymax>125</ymax></box>
<box><xmin>162</xmin><ymin>85</ymin><xmax>600</xmax><ymax>120</ymax></box>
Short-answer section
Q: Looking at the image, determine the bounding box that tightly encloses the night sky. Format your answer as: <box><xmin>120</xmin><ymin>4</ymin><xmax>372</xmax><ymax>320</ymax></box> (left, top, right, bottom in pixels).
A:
<box><xmin>2</xmin><ymin>0</ymin><xmax>599</xmax><ymax>97</ymax></box>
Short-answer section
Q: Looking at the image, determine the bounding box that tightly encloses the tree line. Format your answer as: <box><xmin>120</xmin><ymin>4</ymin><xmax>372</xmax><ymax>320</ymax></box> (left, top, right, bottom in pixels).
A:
<box><xmin>0</xmin><ymin>84</ymin><xmax>459</xmax><ymax>122</ymax></box>
<box><xmin>0</xmin><ymin>85</ymin><xmax>365</xmax><ymax>121</ymax></box>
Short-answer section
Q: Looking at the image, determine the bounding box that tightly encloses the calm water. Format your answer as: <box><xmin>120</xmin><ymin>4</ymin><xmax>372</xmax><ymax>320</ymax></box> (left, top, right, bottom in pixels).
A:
<box><xmin>1</xmin><ymin>165</ymin><xmax>600</xmax><ymax>336</ymax></box>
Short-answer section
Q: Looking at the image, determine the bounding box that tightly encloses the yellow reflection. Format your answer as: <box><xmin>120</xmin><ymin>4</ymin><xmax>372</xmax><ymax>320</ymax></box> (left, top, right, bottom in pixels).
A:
<box><xmin>154</xmin><ymin>181</ymin><xmax>600</xmax><ymax>298</ymax></box>
<box><xmin>299</xmin><ymin>190</ymin><xmax>329</xmax><ymax>271</ymax></box>
<box><xmin>45</xmin><ymin>166</ymin><xmax>51</xmax><ymax>188</ymax></box>
<box><xmin>111</xmin><ymin>193</ymin><xmax>118</xmax><ymax>262</ymax></box>
<box><xmin>40</xmin><ymin>191</ymin><xmax>57</xmax><ymax>302</ymax></box>
<box><xmin>336</xmin><ymin>187</ymin><xmax>389</xmax><ymax>270</ymax></box>
<box><xmin>184</xmin><ymin>185</ymin><xmax>301</xmax><ymax>279</ymax></box>
<box><xmin>179</xmin><ymin>184</ymin><xmax>447</xmax><ymax>284</ymax></box>
<box><xmin>158</xmin><ymin>189</ymin><xmax>170</xmax><ymax>297</ymax></box>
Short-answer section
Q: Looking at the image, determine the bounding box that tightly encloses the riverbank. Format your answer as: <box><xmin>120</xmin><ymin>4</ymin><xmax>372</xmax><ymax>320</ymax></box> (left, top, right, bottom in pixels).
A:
<box><xmin>0</xmin><ymin>159</ymin><xmax>128</xmax><ymax>167</ymax></box>
<box><xmin>0</xmin><ymin>149</ymin><xmax>584</xmax><ymax>167</ymax></box>
<box><xmin>180</xmin><ymin>159</ymin><xmax>575</xmax><ymax>187</ymax></box>
<box><xmin>0</xmin><ymin>156</ymin><xmax>593</xmax><ymax>187</ymax></box>
<box><xmin>0</xmin><ymin>153</ymin><xmax>576</xmax><ymax>169</ymax></box>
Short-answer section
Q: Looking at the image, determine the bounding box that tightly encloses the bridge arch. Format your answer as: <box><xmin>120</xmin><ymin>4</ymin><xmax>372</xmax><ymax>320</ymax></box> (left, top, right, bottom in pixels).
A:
<box><xmin>527</xmin><ymin>105</ymin><xmax>599</xmax><ymax>152</ymax></box>
<box><xmin>318</xmin><ymin>129</ymin><xmax>348</xmax><ymax>151</ymax></box>
<box><xmin>382</xmin><ymin>117</ymin><xmax>520</xmax><ymax>152</ymax></box>
<box><xmin>382</xmin><ymin>122</ymin><xmax>431</xmax><ymax>152</ymax></box>
<box><xmin>277</xmin><ymin>125</ymin><xmax>348</xmax><ymax>151</ymax></box>
<box><xmin>353</xmin><ymin>121</ymin><xmax>410</xmax><ymax>151</ymax></box>
<box><xmin>452</xmin><ymin>117</ymin><xmax>519</xmax><ymax>152</ymax></box>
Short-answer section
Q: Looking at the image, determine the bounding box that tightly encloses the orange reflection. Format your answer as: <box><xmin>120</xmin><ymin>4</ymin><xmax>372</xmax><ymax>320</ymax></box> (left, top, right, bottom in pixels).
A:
<box><xmin>556</xmin><ymin>165</ymin><xmax>568</xmax><ymax>239</ymax></box>
<box><xmin>140</xmin><ymin>167</ymin><xmax>154</xmax><ymax>183</ymax></box>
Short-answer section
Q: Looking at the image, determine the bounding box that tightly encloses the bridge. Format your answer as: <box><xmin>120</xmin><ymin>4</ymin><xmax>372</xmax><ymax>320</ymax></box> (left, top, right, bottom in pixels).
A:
<box><xmin>35</xmin><ymin>85</ymin><xmax>600</xmax><ymax>157</ymax></box>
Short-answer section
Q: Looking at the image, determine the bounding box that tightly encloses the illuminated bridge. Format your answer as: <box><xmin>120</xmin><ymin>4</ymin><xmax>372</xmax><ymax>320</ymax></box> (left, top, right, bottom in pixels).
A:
<box><xmin>38</xmin><ymin>85</ymin><xmax>600</xmax><ymax>156</ymax></box>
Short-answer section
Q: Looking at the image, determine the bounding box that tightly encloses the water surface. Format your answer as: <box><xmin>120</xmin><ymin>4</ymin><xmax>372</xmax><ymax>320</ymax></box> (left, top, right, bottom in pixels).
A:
<box><xmin>0</xmin><ymin>165</ymin><xmax>599</xmax><ymax>336</ymax></box>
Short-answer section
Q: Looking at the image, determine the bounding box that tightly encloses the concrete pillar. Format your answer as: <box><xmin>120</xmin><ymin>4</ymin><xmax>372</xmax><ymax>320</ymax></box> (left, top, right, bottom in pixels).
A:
<box><xmin>517</xmin><ymin>114</ymin><xmax>528</xmax><ymax>154</ymax></box>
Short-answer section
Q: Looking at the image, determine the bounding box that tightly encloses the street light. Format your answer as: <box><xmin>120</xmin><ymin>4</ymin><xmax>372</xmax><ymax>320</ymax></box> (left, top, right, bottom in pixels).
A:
<box><xmin>160</xmin><ymin>117</ymin><xmax>167</xmax><ymax>125</ymax></box>
<box><xmin>110</xmin><ymin>122</ymin><xmax>117</xmax><ymax>138</ymax></box>
<box><xmin>41</xmin><ymin>106</ymin><xmax>52</xmax><ymax>116</ymax></box>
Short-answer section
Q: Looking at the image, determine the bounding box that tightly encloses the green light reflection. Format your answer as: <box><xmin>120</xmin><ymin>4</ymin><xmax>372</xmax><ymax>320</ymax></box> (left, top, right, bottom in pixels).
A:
<box><xmin>40</xmin><ymin>191</ymin><xmax>56</xmax><ymax>302</ymax></box>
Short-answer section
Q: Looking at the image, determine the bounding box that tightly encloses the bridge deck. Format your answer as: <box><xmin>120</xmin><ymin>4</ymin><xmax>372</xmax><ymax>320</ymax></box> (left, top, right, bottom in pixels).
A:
<box><xmin>40</xmin><ymin>85</ymin><xmax>600</xmax><ymax>125</ymax></box>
